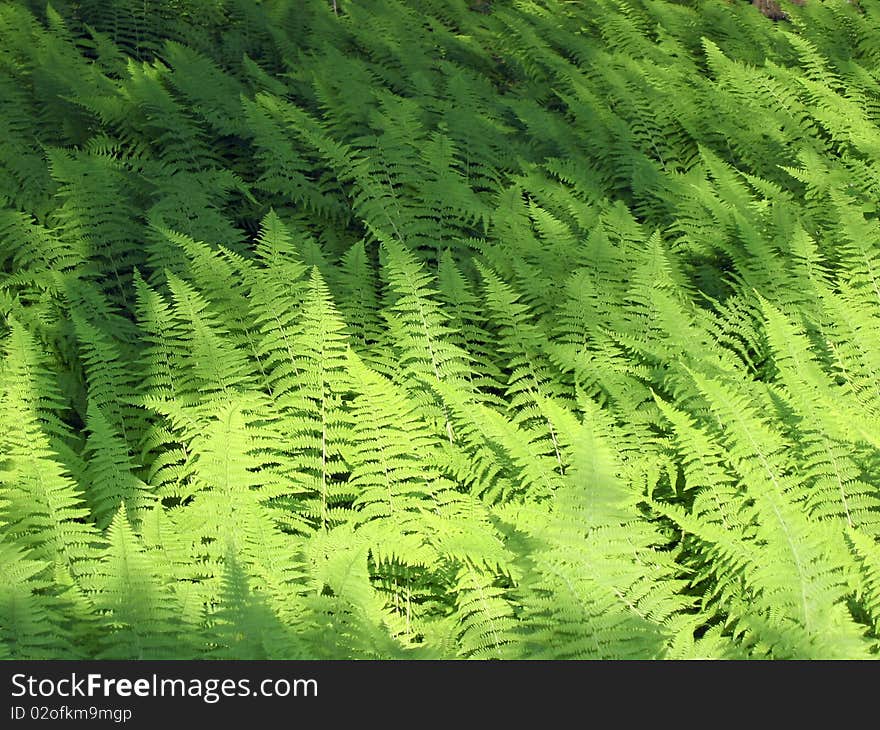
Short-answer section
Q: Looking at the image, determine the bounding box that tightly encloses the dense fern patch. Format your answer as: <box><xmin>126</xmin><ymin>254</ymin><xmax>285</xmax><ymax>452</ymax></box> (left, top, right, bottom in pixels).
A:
<box><xmin>0</xmin><ymin>0</ymin><xmax>878</xmax><ymax>659</ymax></box>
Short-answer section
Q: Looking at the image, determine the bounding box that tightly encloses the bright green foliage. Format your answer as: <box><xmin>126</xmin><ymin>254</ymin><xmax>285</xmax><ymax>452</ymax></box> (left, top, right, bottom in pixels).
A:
<box><xmin>1</xmin><ymin>0</ymin><xmax>879</xmax><ymax>659</ymax></box>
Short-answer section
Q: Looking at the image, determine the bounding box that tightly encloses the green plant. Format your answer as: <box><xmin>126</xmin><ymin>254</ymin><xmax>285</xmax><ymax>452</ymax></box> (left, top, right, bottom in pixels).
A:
<box><xmin>1</xmin><ymin>0</ymin><xmax>878</xmax><ymax>659</ymax></box>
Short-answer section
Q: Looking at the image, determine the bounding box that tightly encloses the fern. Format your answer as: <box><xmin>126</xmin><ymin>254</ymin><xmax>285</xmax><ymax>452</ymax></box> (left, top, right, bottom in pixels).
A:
<box><xmin>2</xmin><ymin>0</ymin><xmax>880</xmax><ymax>660</ymax></box>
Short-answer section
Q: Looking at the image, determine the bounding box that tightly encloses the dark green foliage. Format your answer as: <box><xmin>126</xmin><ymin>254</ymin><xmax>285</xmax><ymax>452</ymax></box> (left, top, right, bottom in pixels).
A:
<box><xmin>1</xmin><ymin>0</ymin><xmax>879</xmax><ymax>659</ymax></box>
